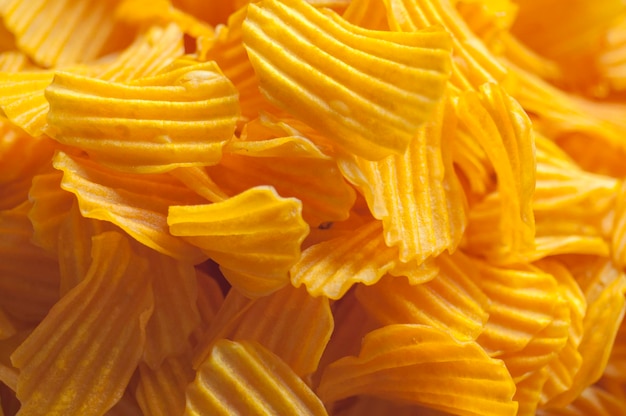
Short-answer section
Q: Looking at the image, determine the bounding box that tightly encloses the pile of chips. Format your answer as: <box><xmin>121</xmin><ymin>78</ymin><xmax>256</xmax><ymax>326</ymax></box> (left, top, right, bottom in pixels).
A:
<box><xmin>2</xmin><ymin>0</ymin><xmax>626</xmax><ymax>415</ymax></box>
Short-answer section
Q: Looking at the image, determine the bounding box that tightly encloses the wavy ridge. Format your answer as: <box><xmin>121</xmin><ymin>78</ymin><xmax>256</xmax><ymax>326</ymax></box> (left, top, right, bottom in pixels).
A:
<box><xmin>317</xmin><ymin>324</ymin><xmax>518</xmax><ymax>416</ymax></box>
<box><xmin>356</xmin><ymin>251</ymin><xmax>490</xmax><ymax>342</ymax></box>
<box><xmin>194</xmin><ymin>284</ymin><xmax>332</xmax><ymax>378</ymax></box>
<box><xmin>11</xmin><ymin>232</ymin><xmax>153</xmax><ymax>416</ymax></box>
<box><xmin>53</xmin><ymin>151</ymin><xmax>207</xmax><ymax>263</ymax></box>
<box><xmin>45</xmin><ymin>61</ymin><xmax>239</xmax><ymax>173</ymax></box>
<box><xmin>169</xmin><ymin>186</ymin><xmax>309</xmax><ymax>297</ymax></box>
<box><xmin>242</xmin><ymin>0</ymin><xmax>451</xmax><ymax>160</ymax></box>
<box><xmin>339</xmin><ymin>95</ymin><xmax>466</xmax><ymax>263</ymax></box>
<box><xmin>185</xmin><ymin>339</ymin><xmax>328</xmax><ymax>415</ymax></box>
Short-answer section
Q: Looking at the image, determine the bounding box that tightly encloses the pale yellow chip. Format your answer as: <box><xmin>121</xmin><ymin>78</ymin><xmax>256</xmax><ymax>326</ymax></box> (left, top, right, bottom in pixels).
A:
<box><xmin>11</xmin><ymin>231</ymin><xmax>153</xmax><ymax>416</ymax></box>
<box><xmin>355</xmin><ymin>251</ymin><xmax>490</xmax><ymax>342</ymax></box>
<box><xmin>168</xmin><ymin>186</ymin><xmax>309</xmax><ymax>297</ymax></box>
<box><xmin>317</xmin><ymin>324</ymin><xmax>518</xmax><ymax>415</ymax></box>
<box><xmin>45</xmin><ymin>61</ymin><xmax>240</xmax><ymax>173</ymax></box>
<box><xmin>242</xmin><ymin>0</ymin><xmax>452</xmax><ymax>160</ymax></box>
<box><xmin>185</xmin><ymin>339</ymin><xmax>328</xmax><ymax>416</ymax></box>
<box><xmin>53</xmin><ymin>151</ymin><xmax>207</xmax><ymax>263</ymax></box>
<box><xmin>339</xmin><ymin>94</ymin><xmax>467</xmax><ymax>263</ymax></box>
<box><xmin>193</xmin><ymin>284</ymin><xmax>332</xmax><ymax>378</ymax></box>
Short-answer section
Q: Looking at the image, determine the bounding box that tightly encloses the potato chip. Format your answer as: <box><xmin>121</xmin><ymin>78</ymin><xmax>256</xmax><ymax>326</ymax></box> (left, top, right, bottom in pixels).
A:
<box><xmin>168</xmin><ymin>186</ymin><xmax>309</xmax><ymax>297</ymax></box>
<box><xmin>242</xmin><ymin>0</ymin><xmax>452</xmax><ymax>160</ymax></box>
<box><xmin>11</xmin><ymin>232</ymin><xmax>153</xmax><ymax>416</ymax></box>
<box><xmin>458</xmin><ymin>83</ymin><xmax>535</xmax><ymax>260</ymax></box>
<box><xmin>53</xmin><ymin>151</ymin><xmax>207</xmax><ymax>263</ymax></box>
<box><xmin>384</xmin><ymin>0</ymin><xmax>508</xmax><ymax>89</ymax></box>
<box><xmin>136</xmin><ymin>355</ymin><xmax>194</xmax><ymax>416</ymax></box>
<box><xmin>339</xmin><ymin>95</ymin><xmax>466</xmax><ymax>263</ymax></box>
<box><xmin>317</xmin><ymin>324</ymin><xmax>518</xmax><ymax>415</ymax></box>
<box><xmin>45</xmin><ymin>61</ymin><xmax>240</xmax><ymax>173</ymax></box>
<box><xmin>185</xmin><ymin>339</ymin><xmax>328</xmax><ymax>415</ymax></box>
<box><xmin>356</xmin><ymin>251</ymin><xmax>490</xmax><ymax>342</ymax></box>
<box><xmin>1</xmin><ymin>0</ymin><xmax>133</xmax><ymax>68</ymax></box>
<box><xmin>0</xmin><ymin>202</ymin><xmax>60</xmax><ymax>324</ymax></box>
<box><xmin>193</xmin><ymin>284</ymin><xmax>332</xmax><ymax>378</ymax></box>
<box><xmin>291</xmin><ymin>220</ymin><xmax>437</xmax><ymax>299</ymax></box>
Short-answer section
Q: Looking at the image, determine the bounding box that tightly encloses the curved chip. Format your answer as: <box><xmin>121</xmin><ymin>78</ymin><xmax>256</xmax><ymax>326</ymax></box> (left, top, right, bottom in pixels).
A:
<box><xmin>53</xmin><ymin>151</ymin><xmax>207</xmax><ymax>263</ymax></box>
<box><xmin>136</xmin><ymin>355</ymin><xmax>194</xmax><ymax>416</ymax></box>
<box><xmin>317</xmin><ymin>324</ymin><xmax>518</xmax><ymax>415</ymax></box>
<box><xmin>45</xmin><ymin>61</ymin><xmax>240</xmax><ymax>173</ymax></box>
<box><xmin>458</xmin><ymin>83</ymin><xmax>535</xmax><ymax>260</ymax></box>
<box><xmin>291</xmin><ymin>220</ymin><xmax>437</xmax><ymax>299</ymax></box>
<box><xmin>242</xmin><ymin>0</ymin><xmax>452</xmax><ymax>160</ymax></box>
<box><xmin>168</xmin><ymin>186</ymin><xmax>309</xmax><ymax>297</ymax></box>
<box><xmin>339</xmin><ymin>94</ymin><xmax>466</xmax><ymax>263</ymax></box>
<box><xmin>384</xmin><ymin>0</ymin><xmax>507</xmax><ymax>89</ymax></box>
<box><xmin>1</xmin><ymin>0</ymin><xmax>132</xmax><ymax>68</ymax></box>
<box><xmin>11</xmin><ymin>231</ymin><xmax>153</xmax><ymax>416</ymax></box>
<box><xmin>193</xmin><ymin>284</ymin><xmax>332</xmax><ymax>378</ymax></box>
<box><xmin>185</xmin><ymin>339</ymin><xmax>328</xmax><ymax>416</ymax></box>
<box><xmin>355</xmin><ymin>251</ymin><xmax>490</xmax><ymax>342</ymax></box>
<box><xmin>0</xmin><ymin>202</ymin><xmax>60</xmax><ymax>324</ymax></box>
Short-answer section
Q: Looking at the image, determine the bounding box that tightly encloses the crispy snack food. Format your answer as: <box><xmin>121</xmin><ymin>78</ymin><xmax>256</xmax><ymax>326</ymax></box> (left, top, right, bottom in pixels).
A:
<box><xmin>2</xmin><ymin>0</ymin><xmax>626</xmax><ymax>415</ymax></box>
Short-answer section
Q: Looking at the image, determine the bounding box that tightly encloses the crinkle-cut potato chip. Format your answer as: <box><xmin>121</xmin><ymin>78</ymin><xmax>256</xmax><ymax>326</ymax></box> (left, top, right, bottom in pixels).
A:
<box><xmin>242</xmin><ymin>0</ymin><xmax>452</xmax><ymax>160</ymax></box>
<box><xmin>115</xmin><ymin>0</ymin><xmax>214</xmax><ymax>39</ymax></box>
<box><xmin>384</xmin><ymin>0</ymin><xmax>508</xmax><ymax>89</ymax></box>
<box><xmin>0</xmin><ymin>202</ymin><xmax>60</xmax><ymax>324</ymax></box>
<box><xmin>291</xmin><ymin>220</ymin><xmax>437</xmax><ymax>299</ymax></box>
<box><xmin>457</xmin><ymin>83</ymin><xmax>536</xmax><ymax>260</ymax></box>
<box><xmin>537</xmin><ymin>385</ymin><xmax>626</xmax><ymax>416</ymax></box>
<box><xmin>0</xmin><ymin>70</ymin><xmax>54</xmax><ymax>136</ymax></box>
<box><xmin>193</xmin><ymin>284</ymin><xmax>332</xmax><ymax>378</ymax></box>
<box><xmin>317</xmin><ymin>324</ymin><xmax>518</xmax><ymax>415</ymax></box>
<box><xmin>45</xmin><ymin>61</ymin><xmax>240</xmax><ymax>173</ymax></box>
<box><xmin>57</xmin><ymin>201</ymin><xmax>114</xmax><ymax>295</ymax></box>
<box><xmin>339</xmin><ymin>94</ymin><xmax>466</xmax><ymax>263</ymax></box>
<box><xmin>198</xmin><ymin>7</ymin><xmax>272</xmax><ymax>124</ymax></box>
<box><xmin>137</xmin><ymin>247</ymin><xmax>200</xmax><ymax>370</ymax></box>
<box><xmin>185</xmin><ymin>339</ymin><xmax>328</xmax><ymax>416</ymax></box>
<box><xmin>355</xmin><ymin>251</ymin><xmax>490</xmax><ymax>343</ymax></box>
<box><xmin>168</xmin><ymin>186</ymin><xmax>309</xmax><ymax>297</ymax></box>
<box><xmin>135</xmin><ymin>355</ymin><xmax>194</xmax><ymax>416</ymax></box>
<box><xmin>543</xmin><ymin>260</ymin><xmax>626</xmax><ymax>409</ymax></box>
<box><xmin>342</xmin><ymin>0</ymin><xmax>390</xmax><ymax>31</ymax></box>
<box><xmin>53</xmin><ymin>151</ymin><xmax>207</xmax><ymax>263</ymax></box>
<box><xmin>210</xmin><ymin>132</ymin><xmax>357</xmax><ymax>227</ymax></box>
<box><xmin>11</xmin><ymin>231</ymin><xmax>153</xmax><ymax>416</ymax></box>
<box><xmin>0</xmin><ymin>0</ymin><xmax>133</xmax><ymax>68</ymax></box>
<box><xmin>4</xmin><ymin>0</ymin><xmax>626</xmax><ymax>414</ymax></box>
